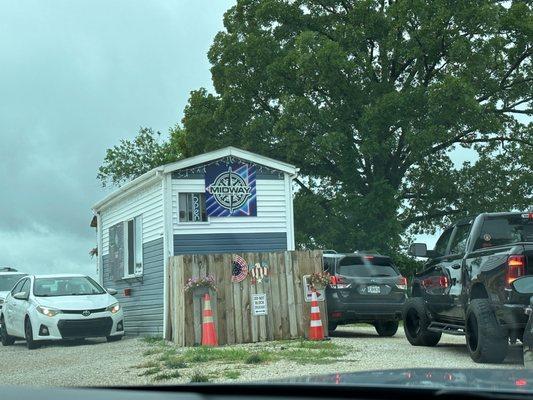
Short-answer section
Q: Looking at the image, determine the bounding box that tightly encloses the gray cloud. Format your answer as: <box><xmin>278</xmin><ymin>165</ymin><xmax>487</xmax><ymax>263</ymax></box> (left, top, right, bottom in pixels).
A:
<box><xmin>0</xmin><ymin>0</ymin><xmax>234</xmax><ymax>275</ymax></box>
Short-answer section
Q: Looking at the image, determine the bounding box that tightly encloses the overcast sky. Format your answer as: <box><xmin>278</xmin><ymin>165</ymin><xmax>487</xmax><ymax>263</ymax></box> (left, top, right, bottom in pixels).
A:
<box><xmin>0</xmin><ymin>1</ymin><xmax>234</xmax><ymax>277</ymax></box>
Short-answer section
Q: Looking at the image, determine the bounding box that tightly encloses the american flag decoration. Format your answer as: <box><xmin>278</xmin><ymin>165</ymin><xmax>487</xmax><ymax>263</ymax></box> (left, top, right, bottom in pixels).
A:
<box><xmin>250</xmin><ymin>262</ymin><xmax>268</xmax><ymax>284</ymax></box>
<box><xmin>231</xmin><ymin>255</ymin><xmax>248</xmax><ymax>283</ymax></box>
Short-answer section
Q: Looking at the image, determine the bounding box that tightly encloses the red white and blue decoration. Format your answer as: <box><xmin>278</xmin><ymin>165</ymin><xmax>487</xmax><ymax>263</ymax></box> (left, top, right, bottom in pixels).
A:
<box><xmin>250</xmin><ymin>262</ymin><xmax>269</xmax><ymax>284</ymax></box>
<box><xmin>205</xmin><ymin>162</ymin><xmax>257</xmax><ymax>217</ymax></box>
<box><xmin>231</xmin><ymin>255</ymin><xmax>249</xmax><ymax>283</ymax></box>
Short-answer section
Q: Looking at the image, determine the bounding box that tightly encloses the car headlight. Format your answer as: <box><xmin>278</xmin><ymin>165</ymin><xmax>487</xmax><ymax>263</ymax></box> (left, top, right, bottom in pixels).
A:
<box><xmin>107</xmin><ymin>303</ymin><xmax>120</xmax><ymax>314</ymax></box>
<box><xmin>36</xmin><ymin>306</ymin><xmax>62</xmax><ymax>317</ymax></box>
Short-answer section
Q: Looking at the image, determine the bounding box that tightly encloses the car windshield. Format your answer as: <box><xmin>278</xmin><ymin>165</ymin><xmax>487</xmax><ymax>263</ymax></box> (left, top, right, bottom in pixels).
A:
<box><xmin>0</xmin><ymin>274</ymin><xmax>26</xmax><ymax>291</ymax></box>
<box><xmin>33</xmin><ymin>277</ymin><xmax>106</xmax><ymax>297</ymax></box>
<box><xmin>337</xmin><ymin>257</ymin><xmax>398</xmax><ymax>277</ymax></box>
<box><xmin>1</xmin><ymin>0</ymin><xmax>532</xmax><ymax>394</ymax></box>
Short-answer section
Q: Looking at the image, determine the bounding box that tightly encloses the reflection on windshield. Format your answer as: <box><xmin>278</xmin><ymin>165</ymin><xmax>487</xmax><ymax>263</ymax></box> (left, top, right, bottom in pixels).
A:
<box><xmin>33</xmin><ymin>277</ymin><xmax>105</xmax><ymax>297</ymax></box>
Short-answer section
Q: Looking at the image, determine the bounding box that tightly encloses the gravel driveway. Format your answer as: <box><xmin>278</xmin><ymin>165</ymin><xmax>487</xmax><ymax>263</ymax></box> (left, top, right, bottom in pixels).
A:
<box><xmin>0</xmin><ymin>325</ymin><xmax>524</xmax><ymax>387</ymax></box>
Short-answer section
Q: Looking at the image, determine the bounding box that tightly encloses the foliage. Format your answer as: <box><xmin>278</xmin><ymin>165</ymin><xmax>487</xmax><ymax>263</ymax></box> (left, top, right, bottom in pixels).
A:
<box><xmin>97</xmin><ymin>127</ymin><xmax>182</xmax><ymax>187</ymax></box>
<box><xmin>309</xmin><ymin>271</ymin><xmax>331</xmax><ymax>288</ymax></box>
<box><xmin>99</xmin><ymin>0</ymin><xmax>532</xmax><ymax>253</ymax></box>
<box><xmin>184</xmin><ymin>275</ymin><xmax>217</xmax><ymax>292</ymax></box>
<box><xmin>391</xmin><ymin>252</ymin><xmax>424</xmax><ymax>279</ymax></box>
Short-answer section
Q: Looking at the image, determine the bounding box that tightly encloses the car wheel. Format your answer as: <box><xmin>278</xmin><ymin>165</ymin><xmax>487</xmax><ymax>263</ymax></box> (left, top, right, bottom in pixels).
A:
<box><xmin>0</xmin><ymin>316</ymin><xmax>15</xmax><ymax>346</ymax></box>
<box><xmin>402</xmin><ymin>298</ymin><xmax>441</xmax><ymax>346</ymax></box>
<box><xmin>327</xmin><ymin>322</ymin><xmax>337</xmax><ymax>335</ymax></box>
<box><xmin>465</xmin><ymin>299</ymin><xmax>508</xmax><ymax>363</ymax></box>
<box><xmin>24</xmin><ymin>318</ymin><xmax>40</xmax><ymax>350</ymax></box>
<box><xmin>106</xmin><ymin>335</ymin><xmax>122</xmax><ymax>342</ymax></box>
<box><xmin>374</xmin><ymin>321</ymin><xmax>399</xmax><ymax>337</ymax></box>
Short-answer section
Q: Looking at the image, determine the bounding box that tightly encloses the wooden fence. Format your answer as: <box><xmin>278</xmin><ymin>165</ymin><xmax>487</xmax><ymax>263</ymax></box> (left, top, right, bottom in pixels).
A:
<box><xmin>165</xmin><ymin>250</ymin><xmax>326</xmax><ymax>346</ymax></box>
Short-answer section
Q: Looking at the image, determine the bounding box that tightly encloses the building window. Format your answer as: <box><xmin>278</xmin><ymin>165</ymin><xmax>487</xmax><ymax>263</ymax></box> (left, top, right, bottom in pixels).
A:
<box><xmin>124</xmin><ymin>216</ymin><xmax>143</xmax><ymax>276</ymax></box>
<box><xmin>179</xmin><ymin>193</ymin><xmax>207</xmax><ymax>222</ymax></box>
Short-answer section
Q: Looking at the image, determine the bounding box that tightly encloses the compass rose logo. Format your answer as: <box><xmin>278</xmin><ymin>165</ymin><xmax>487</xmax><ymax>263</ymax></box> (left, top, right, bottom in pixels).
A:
<box><xmin>207</xmin><ymin>167</ymin><xmax>252</xmax><ymax>212</ymax></box>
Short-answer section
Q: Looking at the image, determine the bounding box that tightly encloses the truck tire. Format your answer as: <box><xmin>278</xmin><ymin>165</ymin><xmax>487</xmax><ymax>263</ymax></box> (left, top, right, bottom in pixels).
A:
<box><xmin>402</xmin><ymin>298</ymin><xmax>441</xmax><ymax>346</ymax></box>
<box><xmin>465</xmin><ymin>299</ymin><xmax>508</xmax><ymax>363</ymax></box>
<box><xmin>374</xmin><ymin>321</ymin><xmax>399</xmax><ymax>337</ymax></box>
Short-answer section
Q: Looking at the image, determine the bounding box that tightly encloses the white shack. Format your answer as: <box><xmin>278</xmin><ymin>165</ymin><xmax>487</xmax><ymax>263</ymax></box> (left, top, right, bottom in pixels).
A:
<box><xmin>91</xmin><ymin>147</ymin><xmax>298</xmax><ymax>336</ymax></box>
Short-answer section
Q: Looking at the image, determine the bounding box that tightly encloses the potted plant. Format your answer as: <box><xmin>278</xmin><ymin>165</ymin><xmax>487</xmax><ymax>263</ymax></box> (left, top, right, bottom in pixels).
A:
<box><xmin>184</xmin><ymin>275</ymin><xmax>217</xmax><ymax>296</ymax></box>
<box><xmin>309</xmin><ymin>271</ymin><xmax>331</xmax><ymax>291</ymax></box>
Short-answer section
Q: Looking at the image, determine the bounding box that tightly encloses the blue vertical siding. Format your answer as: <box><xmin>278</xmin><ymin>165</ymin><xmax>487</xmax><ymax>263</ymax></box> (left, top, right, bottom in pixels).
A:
<box><xmin>174</xmin><ymin>232</ymin><xmax>287</xmax><ymax>254</ymax></box>
<box><xmin>102</xmin><ymin>237</ymin><xmax>164</xmax><ymax>336</ymax></box>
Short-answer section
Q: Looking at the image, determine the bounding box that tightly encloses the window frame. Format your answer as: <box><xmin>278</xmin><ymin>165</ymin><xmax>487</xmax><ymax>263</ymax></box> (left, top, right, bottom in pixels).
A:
<box><xmin>178</xmin><ymin>192</ymin><xmax>209</xmax><ymax>224</ymax></box>
<box><xmin>123</xmin><ymin>216</ymin><xmax>143</xmax><ymax>278</ymax></box>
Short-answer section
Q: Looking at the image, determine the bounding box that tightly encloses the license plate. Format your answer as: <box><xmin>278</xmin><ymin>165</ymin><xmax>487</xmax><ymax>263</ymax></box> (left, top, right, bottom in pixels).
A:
<box><xmin>367</xmin><ymin>285</ymin><xmax>381</xmax><ymax>294</ymax></box>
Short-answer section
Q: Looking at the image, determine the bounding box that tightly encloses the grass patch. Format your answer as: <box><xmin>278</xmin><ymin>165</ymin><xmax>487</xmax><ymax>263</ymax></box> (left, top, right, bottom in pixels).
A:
<box><xmin>157</xmin><ymin>349</ymin><xmax>178</xmax><ymax>362</ymax></box>
<box><xmin>190</xmin><ymin>371</ymin><xmax>210</xmax><ymax>383</ymax></box>
<box><xmin>291</xmin><ymin>340</ymin><xmax>338</xmax><ymax>350</ymax></box>
<box><xmin>139</xmin><ymin>367</ymin><xmax>162</xmax><ymax>376</ymax></box>
<box><xmin>180</xmin><ymin>347</ymin><xmax>252</xmax><ymax>363</ymax></box>
<box><xmin>223</xmin><ymin>370</ymin><xmax>241</xmax><ymax>380</ymax></box>
<box><xmin>143</xmin><ymin>347</ymin><xmax>165</xmax><ymax>356</ymax></box>
<box><xmin>244</xmin><ymin>353</ymin><xmax>269</xmax><ymax>364</ymax></box>
<box><xmin>153</xmin><ymin>370</ymin><xmax>181</xmax><ymax>381</ymax></box>
<box><xmin>163</xmin><ymin>356</ymin><xmax>188</xmax><ymax>370</ymax></box>
<box><xmin>134</xmin><ymin>360</ymin><xmax>160</xmax><ymax>369</ymax></box>
<box><xmin>142</xmin><ymin>336</ymin><xmax>165</xmax><ymax>345</ymax></box>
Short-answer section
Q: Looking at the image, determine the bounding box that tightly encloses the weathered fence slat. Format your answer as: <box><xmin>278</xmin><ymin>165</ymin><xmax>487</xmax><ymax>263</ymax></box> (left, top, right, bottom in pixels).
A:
<box><xmin>166</xmin><ymin>250</ymin><xmax>324</xmax><ymax>346</ymax></box>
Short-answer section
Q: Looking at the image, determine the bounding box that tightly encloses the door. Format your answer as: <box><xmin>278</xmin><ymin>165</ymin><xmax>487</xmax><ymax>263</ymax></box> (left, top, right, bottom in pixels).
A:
<box><xmin>10</xmin><ymin>278</ymin><xmax>30</xmax><ymax>337</ymax></box>
<box><xmin>438</xmin><ymin>222</ymin><xmax>472</xmax><ymax>321</ymax></box>
<box><xmin>421</xmin><ymin>227</ymin><xmax>454</xmax><ymax>315</ymax></box>
<box><xmin>4</xmin><ymin>279</ymin><xmax>26</xmax><ymax>336</ymax></box>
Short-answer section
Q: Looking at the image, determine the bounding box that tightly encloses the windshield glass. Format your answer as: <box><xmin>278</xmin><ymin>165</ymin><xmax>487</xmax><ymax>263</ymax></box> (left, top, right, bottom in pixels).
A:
<box><xmin>33</xmin><ymin>277</ymin><xmax>106</xmax><ymax>297</ymax></box>
<box><xmin>475</xmin><ymin>215</ymin><xmax>533</xmax><ymax>249</ymax></box>
<box><xmin>0</xmin><ymin>274</ymin><xmax>26</xmax><ymax>292</ymax></box>
<box><xmin>0</xmin><ymin>0</ymin><xmax>531</xmax><ymax>393</ymax></box>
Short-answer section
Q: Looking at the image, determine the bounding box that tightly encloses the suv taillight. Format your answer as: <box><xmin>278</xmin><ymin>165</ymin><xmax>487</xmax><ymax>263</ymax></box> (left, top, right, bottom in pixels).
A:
<box><xmin>396</xmin><ymin>276</ymin><xmax>408</xmax><ymax>290</ymax></box>
<box><xmin>329</xmin><ymin>275</ymin><xmax>351</xmax><ymax>289</ymax></box>
<box><xmin>506</xmin><ymin>255</ymin><xmax>526</xmax><ymax>288</ymax></box>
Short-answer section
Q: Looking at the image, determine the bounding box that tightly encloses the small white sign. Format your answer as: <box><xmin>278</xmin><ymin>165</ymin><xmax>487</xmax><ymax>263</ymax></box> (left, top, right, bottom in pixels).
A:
<box><xmin>302</xmin><ymin>275</ymin><xmax>326</xmax><ymax>302</ymax></box>
<box><xmin>252</xmin><ymin>293</ymin><xmax>268</xmax><ymax>316</ymax></box>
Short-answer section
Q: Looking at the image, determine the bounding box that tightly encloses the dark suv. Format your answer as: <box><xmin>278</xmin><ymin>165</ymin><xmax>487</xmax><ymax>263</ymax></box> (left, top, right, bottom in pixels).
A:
<box><xmin>324</xmin><ymin>253</ymin><xmax>408</xmax><ymax>337</ymax></box>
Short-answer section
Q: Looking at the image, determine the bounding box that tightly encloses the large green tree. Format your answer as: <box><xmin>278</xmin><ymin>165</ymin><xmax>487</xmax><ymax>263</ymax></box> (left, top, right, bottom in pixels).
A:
<box><xmin>99</xmin><ymin>0</ymin><xmax>532</xmax><ymax>253</ymax></box>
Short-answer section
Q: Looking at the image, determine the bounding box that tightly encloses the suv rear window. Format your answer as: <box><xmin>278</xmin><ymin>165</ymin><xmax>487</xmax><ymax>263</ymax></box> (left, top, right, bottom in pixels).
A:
<box><xmin>336</xmin><ymin>256</ymin><xmax>398</xmax><ymax>277</ymax></box>
<box><xmin>474</xmin><ymin>214</ymin><xmax>533</xmax><ymax>250</ymax></box>
<box><xmin>0</xmin><ymin>274</ymin><xmax>27</xmax><ymax>291</ymax></box>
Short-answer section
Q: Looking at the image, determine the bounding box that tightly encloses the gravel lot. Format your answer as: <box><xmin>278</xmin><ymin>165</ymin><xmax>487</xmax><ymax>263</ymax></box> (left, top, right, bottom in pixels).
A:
<box><xmin>0</xmin><ymin>325</ymin><xmax>524</xmax><ymax>387</ymax></box>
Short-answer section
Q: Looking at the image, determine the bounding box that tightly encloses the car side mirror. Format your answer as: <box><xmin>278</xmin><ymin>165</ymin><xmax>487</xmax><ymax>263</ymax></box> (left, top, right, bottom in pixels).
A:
<box><xmin>107</xmin><ymin>288</ymin><xmax>118</xmax><ymax>296</ymax></box>
<box><xmin>511</xmin><ymin>276</ymin><xmax>533</xmax><ymax>296</ymax></box>
<box><xmin>409</xmin><ymin>243</ymin><xmax>428</xmax><ymax>258</ymax></box>
<box><xmin>13</xmin><ymin>292</ymin><xmax>28</xmax><ymax>300</ymax></box>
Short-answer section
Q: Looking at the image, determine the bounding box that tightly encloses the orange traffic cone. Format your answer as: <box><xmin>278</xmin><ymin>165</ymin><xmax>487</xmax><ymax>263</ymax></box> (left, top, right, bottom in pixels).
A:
<box><xmin>309</xmin><ymin>290</ymin><xmax>325</xmax><ymax>340</ymax></box>
<box><xmin>201</xmin><ymin>293</ymin><xmax>218</xmax><ymax>346</ymax></box>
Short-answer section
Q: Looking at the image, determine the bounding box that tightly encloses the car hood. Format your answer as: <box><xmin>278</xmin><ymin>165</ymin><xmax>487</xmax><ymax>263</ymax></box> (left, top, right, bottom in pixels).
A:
<box><xmin>35</xmin><ymin>294</ymin><xmax>116</xmax><ymax>310</ymax></box>
<box><xmin>273</xmin><ymin>368</ymin><xmax>533</xmax><ymax>392</ymax></box>
<box><xmin>0</xmin><ymin>291</ymin><xmax>9</xmax><ymax>300</ymax></box>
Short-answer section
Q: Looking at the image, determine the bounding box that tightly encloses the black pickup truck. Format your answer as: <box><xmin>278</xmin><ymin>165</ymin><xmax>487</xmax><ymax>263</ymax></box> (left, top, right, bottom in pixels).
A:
<box><xmin>404</xmin><ymin>211</ymin><xmax>533</xmax><ymax>363</ymax></box>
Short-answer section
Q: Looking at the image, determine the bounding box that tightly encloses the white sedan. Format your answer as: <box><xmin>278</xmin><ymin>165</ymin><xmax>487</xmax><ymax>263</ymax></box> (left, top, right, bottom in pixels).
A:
<box><xmin>0</xmin><ymin>274</ymin><xmax>124</xmax><ymax>349</ymax></box>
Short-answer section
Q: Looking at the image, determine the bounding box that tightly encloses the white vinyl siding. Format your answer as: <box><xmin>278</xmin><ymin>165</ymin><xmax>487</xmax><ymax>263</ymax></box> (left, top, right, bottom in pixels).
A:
<box><xmin>171</xmin><ymin>179</ymin><xmax>288</xmax><ymax>235</ymax></box>
<box><xmin>101</xmin><ymin>180</ymin><xmax>163</xmax><ymax>255</ymax></box>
